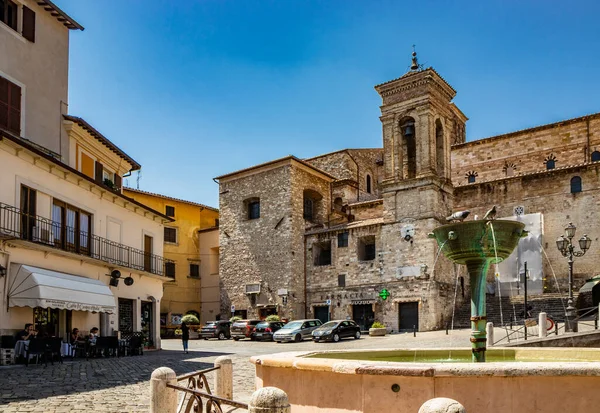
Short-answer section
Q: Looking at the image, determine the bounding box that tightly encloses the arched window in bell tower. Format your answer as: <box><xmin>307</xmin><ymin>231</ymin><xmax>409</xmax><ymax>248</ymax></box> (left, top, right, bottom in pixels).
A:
<box><xmin>401</xmin><ymin>117</ymin><xmax>416</xmax><ymax>179</ymax></box>
<box><xmin>435</xmin><ymin>119</ymin><xmax>444</xmax><ymax>178</ymax></box>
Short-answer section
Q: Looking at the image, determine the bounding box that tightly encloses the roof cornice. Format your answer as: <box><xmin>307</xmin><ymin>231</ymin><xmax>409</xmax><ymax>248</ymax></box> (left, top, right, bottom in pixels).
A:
<box><xmin>36</xmin><ymin>0</ymin><xmax>84</xmax><ymax>30</ymax></box>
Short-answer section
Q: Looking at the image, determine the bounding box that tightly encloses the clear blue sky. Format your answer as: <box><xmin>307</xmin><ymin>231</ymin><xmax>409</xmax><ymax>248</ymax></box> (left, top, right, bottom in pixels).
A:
<box><xmin>59</xmin><ymin>0</ymin><xmax>600</xmax><ymax>208</ymax></box>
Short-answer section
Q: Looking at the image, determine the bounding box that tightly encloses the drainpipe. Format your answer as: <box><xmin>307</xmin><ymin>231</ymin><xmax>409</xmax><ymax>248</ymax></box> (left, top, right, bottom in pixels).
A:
<box><xmin>586</xmin><ymin>118</ymin><xmax>591</xmax><ymax>162</ymax></box>
<box><xmin>303</xmin><ymin>235</ymin><xmax>308</xmax><ymax>318</ymax></box>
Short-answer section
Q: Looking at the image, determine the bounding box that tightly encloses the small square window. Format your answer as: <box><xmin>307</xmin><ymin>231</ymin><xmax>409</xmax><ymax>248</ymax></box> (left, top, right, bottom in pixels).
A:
<box><xmin>215</xmin><ymin>218</ymin><xmax>219</xmax><ymax>227</ymax></box>
<box><xmin>164</xmin><ymin>227</ymin><xmax>177</xmax><ymax>243</ymax></box>
<box><xmin>165</xmin><ymin>206</ymin><xmax>175</xmax><ymax>217</ymax></box>
<box><xmin>190</xmin><ymin>264</ymin><xmax>200</xmax><ymax>278</ymax></box>
<box><xmin>313</xmin><ymin>240</ymin><xmax>332</xmax><ymax>266</ymax></box>
<box><xmin>248</xmin><ymin>201</ymin><xmax>260</xmax><ymax>220</ymax></box>
<box><xmin>338</xmin><ymin>274</ymin><xmax>346</xmax><ymax>287</ymax></box>
<box><xmin>358</xmin><ymin>236</ymin><xmax>376</xmax><ymax>261</ymax></box>
<box><xmin>165</xmin><ymin>262</ymin><xmax>176</xmax><ymax>278</ymax></box>
<box><xmin>337</xmin><ymin>232</ymin><xmax>349</xmax><ymax>248</ymax></box>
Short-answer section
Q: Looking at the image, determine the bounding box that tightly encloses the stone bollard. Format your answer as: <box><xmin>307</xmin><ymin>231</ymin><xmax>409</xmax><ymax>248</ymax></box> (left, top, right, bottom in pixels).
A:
<box><xmin>539</xmin><ymin>312</ymin><xmax>548</xmax><ymax>338</ymax></box>
<box><xmin>486</xmin><ymin>322</ymin><xmax>494</xmax><ymax>348</ymax></box>
<box><xmin>214</xmin><ymin>356</ymin><xmax>233</xmax><ymax>399</ymax></box>
<box><xmin>150</xmin><ymin>367</ymin><xmax>177</xmax><ymax>413</ymax></box>
<box><xmin>419</xmin><ymin>397</ymin><xmax>466</xmax><ymax>413</ymax></box>
<box><xmin>248</xmin><ymin>387</ymin><xmax>291</xmax><ymax>413</ymax></box>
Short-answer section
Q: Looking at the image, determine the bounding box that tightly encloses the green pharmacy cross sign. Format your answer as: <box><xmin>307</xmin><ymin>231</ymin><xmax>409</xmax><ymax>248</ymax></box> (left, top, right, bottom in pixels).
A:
<box><xmin>378</xmin><ymin>289</ymin><xmax>390</xmax><ymax>300</ymax></box>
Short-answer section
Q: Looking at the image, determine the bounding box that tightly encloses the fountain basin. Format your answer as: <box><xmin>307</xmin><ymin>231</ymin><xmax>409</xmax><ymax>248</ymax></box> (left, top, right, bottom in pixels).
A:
<box><xmin>251</xmin><ymin>348</ymin><xmax>600</xmax><ymax>413</ymax></box>
<box><xmin>431</xmin><ymin>219</ymin><xmax>526</xmax><ymax>264</ymax></box>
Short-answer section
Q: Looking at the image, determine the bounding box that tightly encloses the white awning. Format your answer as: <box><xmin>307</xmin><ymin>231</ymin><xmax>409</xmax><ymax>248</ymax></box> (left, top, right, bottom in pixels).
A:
<box><xmin>8</xmin><ymin>264</ymin><xmax>116</xmax><ymax>313</ymax></box>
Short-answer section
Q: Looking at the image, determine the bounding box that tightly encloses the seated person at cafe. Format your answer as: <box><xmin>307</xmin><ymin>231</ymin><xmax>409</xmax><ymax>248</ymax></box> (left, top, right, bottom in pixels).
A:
<box><xmin>70</xmin><ymin>328</ymin><xmax>81</xmax><ymax>344</ymax></box>
<box><xmin>14</xmin><ymin>323</ymin><xmax>37</xmax><ymax>341</ymax></box>
<box><xmin>89</xmin><ymin>327</ymin><xmax>99</xmax><ymax>344</ymax></box>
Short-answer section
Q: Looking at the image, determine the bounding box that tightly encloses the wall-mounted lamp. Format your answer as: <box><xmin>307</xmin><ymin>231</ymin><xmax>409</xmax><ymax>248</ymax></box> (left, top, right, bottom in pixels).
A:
<box><xmin>0</xmin><ymin>264</ymin><xmax>6</xmax><ymax>277</ymax></box>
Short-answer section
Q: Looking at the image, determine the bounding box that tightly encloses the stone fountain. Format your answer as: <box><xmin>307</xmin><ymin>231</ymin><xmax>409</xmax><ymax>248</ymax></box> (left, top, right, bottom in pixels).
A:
<box><xmin>429</xmin><ymin>218</ymin><xmax>526</xmax><ymax>362</ymax></box>
<box><xmin>251</xmin><ymin>213</ymin><xmax>600</xmax><ymax>413</ymax></box>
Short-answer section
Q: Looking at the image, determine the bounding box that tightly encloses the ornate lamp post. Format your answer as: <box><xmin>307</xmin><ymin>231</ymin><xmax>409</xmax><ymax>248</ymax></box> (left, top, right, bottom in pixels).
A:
<box><xmin>556</xmin><ymin>222</ymin><xmax>592</xmax><ymax>332</ymax></box>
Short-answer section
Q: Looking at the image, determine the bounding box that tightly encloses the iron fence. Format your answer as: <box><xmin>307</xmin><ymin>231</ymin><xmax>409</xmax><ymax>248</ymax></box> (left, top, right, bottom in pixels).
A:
<box><xmin>493</xmin><ymin>305</ymin><xmax>599</xmax><ymax>345</ymax></box>
<box><xmin>0</xmin><ymin>202</ymin><xmax>174</xmax><ymax>278</ymax></box>
<box><xmin>168</xmin><ymin>366</ymin><xmax>249</xmax><ymax>413</ymax></box>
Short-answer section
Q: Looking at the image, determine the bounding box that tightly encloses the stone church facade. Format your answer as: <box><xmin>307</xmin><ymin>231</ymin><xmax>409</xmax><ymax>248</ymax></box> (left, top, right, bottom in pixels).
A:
<box><xmin>216</xmin><ymin>64</ymin><xmax>600</xmax><ymax>332</ymax></box>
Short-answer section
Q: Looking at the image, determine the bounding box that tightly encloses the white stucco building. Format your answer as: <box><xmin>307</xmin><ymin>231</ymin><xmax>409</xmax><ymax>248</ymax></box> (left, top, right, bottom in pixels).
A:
<box><xmin>0</xmin><ymin>0</ymin><xmax>173</xmax><ymax>348</ymax></box>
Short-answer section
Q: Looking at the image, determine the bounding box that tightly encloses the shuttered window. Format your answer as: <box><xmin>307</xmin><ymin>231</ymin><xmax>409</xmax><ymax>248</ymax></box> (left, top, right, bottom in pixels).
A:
<box><xmin>164</xmin><ymin>227</ymin><xmax>177</xmax><ymax>243</ymax></box>
<box><xmin>0</xmin><ymin>0</ymin><xmax>18</xmax><ymax>31</ymax></box>
<box><xmin>165</xmin><ymin>206</ymin><xmax>175</xmax><ymax>217</ymax></box>
<box><xmin>189</xmin><ymin>264</ymin><xmax>200</xmax><ymax>278</ymax></box>
<box><xmin>165</xmin><ymin>262</ymin><xmax>176</xmax><ymax>278</ymax></box>
<box><xmin>22</xmin><ymin>5</ymin><xmax>35</xmax><ymax>42</ymax></box>
<box><xmin>0</xmin><ymin>76</ymin><xmax>21</xmax><ymax>135</ymax></box>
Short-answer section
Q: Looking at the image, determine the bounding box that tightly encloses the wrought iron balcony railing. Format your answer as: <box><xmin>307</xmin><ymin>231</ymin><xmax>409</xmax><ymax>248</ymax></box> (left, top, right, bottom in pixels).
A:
<box><xmin>0</xmin><ymin>202</ymin><xmax>174</xmax><ymax>278</ymax></box>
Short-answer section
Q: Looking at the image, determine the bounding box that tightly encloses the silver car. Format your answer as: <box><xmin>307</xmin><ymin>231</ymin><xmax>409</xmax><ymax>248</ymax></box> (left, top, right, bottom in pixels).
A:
<box><xmin>273</xmin><ymin>319</ymin><xmax>323</xmax><ymax>343</ymax></box>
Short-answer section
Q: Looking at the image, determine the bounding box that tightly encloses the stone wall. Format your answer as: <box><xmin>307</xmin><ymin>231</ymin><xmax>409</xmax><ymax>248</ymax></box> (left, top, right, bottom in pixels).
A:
<box><xmin>452</xmin><ymin>114</ymin><xmax>600</xmax><ymax>186</ymax></box>
<box><xmin>218</xmin><ymin>159</ymin><xmax>332</xmax><ymax>320</ymax></box>
<box><xmin>219</xmin><ymin>164</ymin><xmax>295</xmax><ymax>319</ymax></box>
<box><xmin>454</xmin><ymin>163</ymin><xmax>600</xmax><ymax>292</ymax></box>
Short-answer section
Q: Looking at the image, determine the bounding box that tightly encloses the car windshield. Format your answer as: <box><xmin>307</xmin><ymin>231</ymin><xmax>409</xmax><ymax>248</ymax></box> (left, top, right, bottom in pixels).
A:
<box><xmin>280</xmin><ymin>321</ymin><xmax>302</xmax><ymax>329</ymax></box>
<box><xmin>256</xmin><ymin>322</ymin><xmax>269</xmax><ymax>328</ymax></box>
<box><xmin>205</xmin><ymin>322</ymin><xmax>217</xmax><ymax>326</ymax></box>
<box><xmin>320</xmin><ymin>321</ymin><xmax>339</xmax><ymax>328</ymax></box>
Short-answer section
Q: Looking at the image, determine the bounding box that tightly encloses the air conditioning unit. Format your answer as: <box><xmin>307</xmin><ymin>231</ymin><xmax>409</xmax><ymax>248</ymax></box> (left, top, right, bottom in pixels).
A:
<box><xmin>34</xmin><ymin>226</ymin><xmax>52</xmax><ymax>245</ymax></box>
<box><xmin>245</xmin><ymin>283</ymin><xmax>261</xmax><ymax>294</ymax></box>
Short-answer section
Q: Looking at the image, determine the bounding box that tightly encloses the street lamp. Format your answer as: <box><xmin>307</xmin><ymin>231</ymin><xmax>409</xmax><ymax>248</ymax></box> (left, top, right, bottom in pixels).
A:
<box><xmin>556</xmin><ymin>222</ymin><xmax>592</xmax><ymax>332</ymax></box>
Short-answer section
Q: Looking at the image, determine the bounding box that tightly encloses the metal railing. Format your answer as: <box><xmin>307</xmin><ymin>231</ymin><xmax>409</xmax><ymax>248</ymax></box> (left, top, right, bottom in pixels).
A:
<box><xmin>493</xmin><ymin>305</ymin><xmax>599</xmax><ymax>345</ymax></box>
<box><xmin>167</xmin><ymin>366</ymin><xmax>248</xmax><ymax>413</ymax></box>
<box><xmin>0</xmin><ymin>202</ymin><xmax>174</xmax><ymax>277</ymax></box>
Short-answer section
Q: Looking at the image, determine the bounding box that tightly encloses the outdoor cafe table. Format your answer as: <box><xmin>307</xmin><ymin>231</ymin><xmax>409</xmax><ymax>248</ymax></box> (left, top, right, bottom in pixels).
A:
<box><xmin>14</xmin><ymin>340</ymin><xmax>72</xmax><ymax>357</ymax></box>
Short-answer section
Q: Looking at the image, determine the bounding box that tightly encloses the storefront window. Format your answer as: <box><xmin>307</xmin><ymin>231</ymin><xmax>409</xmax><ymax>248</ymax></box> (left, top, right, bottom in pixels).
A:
<box><xmin>33</xmin><ymin>307</ymin><xmax>59</xmax><ymax>337</ymax></box>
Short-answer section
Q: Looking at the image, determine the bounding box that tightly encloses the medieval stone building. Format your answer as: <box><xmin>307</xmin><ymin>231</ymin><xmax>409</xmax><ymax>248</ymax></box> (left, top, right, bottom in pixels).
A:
<box><xmin>215</xmin><ymin>59</ymin><xmax>600</xmax><ymax>331</ymax></box>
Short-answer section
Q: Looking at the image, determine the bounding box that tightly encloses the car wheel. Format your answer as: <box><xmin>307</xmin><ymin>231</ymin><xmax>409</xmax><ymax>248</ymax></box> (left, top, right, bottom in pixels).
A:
<box><xmin>218</xmin><ymin>332</ymin><xmax>226</xmax><ymax>340</ymax></box>
<box><xmin>275</xmin><ymin>341</ymin><xmax>281</xmax><ymax>343</ymax></box>
<box><xmin>233</xmin><ymin>337</ymin><xmax>239</xmax><ymax>341</ymax></box>
<box><xmin>294</xmin><ymin>334</ymin><xmax>302</xmax><ymax>343</ymax></box>
<box><xmin>354</xmin><ymin>331</ymin><xmax>361</xmax><ymax>339</ymax></box>
<box><xmin>203</xmin><ymin>338</ymin><xmax>208</xmax><ymax>340</ymax></box>
<box><xmin>333</xmin><ymin>334</ymin><xmax>340</xmax><ymax>343</ymax></box>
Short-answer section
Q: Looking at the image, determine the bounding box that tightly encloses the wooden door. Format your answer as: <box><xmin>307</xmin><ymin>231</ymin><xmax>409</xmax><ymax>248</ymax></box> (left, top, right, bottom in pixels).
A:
<box><xmin>144</xmin><ymin>235</ymin><xmax>153</xmax><ymax>272</ymax></box>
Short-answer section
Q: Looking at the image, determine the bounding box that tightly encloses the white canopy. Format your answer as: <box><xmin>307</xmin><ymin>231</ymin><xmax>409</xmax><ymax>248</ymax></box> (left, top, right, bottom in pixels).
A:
<box><xmin>8</xmin><ymin>264</ymin><xmax>116</xmax><ymax>313</ymax></box>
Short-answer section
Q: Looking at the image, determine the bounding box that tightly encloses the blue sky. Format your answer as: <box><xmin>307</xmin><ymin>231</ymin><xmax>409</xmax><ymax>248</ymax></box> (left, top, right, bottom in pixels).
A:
<box><xmin>59</xmin><ymin>0</ymin><xmax>600</xmax><ymax>208</ymax></box>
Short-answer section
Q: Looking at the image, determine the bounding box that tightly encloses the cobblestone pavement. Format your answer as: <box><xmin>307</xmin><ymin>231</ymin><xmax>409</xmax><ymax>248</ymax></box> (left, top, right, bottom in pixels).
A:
<box><xmin>0</xmin><ymin>328</ymin><xmax>480</xmax><ymax>412</ymax></box>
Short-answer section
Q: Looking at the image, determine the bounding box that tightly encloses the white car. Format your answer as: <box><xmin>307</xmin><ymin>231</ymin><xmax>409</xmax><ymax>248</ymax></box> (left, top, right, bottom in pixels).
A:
<box><xmin>273</xmin><ymin>319</ymin><xmax>322</xmax><ymax>343</ymax></box>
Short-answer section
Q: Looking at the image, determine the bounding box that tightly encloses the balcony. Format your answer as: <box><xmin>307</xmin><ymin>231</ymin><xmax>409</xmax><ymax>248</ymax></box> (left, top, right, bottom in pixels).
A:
<box><xmin>0</xmin><ymin>202</ymin><xmax>174</xmax><ymax>278</ymax></box>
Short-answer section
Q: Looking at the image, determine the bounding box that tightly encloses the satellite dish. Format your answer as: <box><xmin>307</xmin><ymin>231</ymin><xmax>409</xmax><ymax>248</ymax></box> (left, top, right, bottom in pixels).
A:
<box><xmin>110</xmin><ymin>269</ymin><xmax>121</xmax><ymax>278</ymax></box>
<box><xmin>124</xmin><ymin>276</ymin><xmax>134</xmax><ymax>286</ymax></box>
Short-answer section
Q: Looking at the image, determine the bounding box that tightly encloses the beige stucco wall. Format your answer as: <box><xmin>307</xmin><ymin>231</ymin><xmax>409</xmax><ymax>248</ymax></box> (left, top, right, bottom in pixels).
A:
<box><xmin>0</xmin><ymin>0</ymin><xmax>71</xmax><ymax>158</ymax></box>
<box><xmin>0</xmin><ymin>140</ymin><xmax>167</xmax><ymax>347</ymax></box>
<box><xmin>199</xmin><ymin>229</ymin><xmax>219</xmax><ymax>324</ymax></box>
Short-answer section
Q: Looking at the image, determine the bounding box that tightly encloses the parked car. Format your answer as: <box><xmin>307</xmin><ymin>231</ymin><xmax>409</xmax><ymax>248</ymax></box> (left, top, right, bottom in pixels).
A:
<box><xmin>273</xmin><ymin>319</ymin><xmax>322</xmax><ymax>343</ymax></box>
<box><xmin>251</xmin><ymin>321</ymin><xmax>285</xmax><ymax>341</ymax></box>
<box><xmin>200</xmin><ymin>321</ymin><xmax>231</xmax><ymax>340</ymax></box>
<box><xmin>230</xmin><ymin>319</ymin><xmax>261</xmax><ymax>341</ymax></box>
<box><xmin>312</xmin><ymin>320</ymin><xmax>361</xmax><ymax>342</ymax></box>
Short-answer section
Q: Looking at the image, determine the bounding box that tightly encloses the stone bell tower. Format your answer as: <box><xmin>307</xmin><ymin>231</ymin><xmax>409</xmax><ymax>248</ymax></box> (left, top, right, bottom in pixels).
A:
<box><xmin>373</xmin><ymin>53</ymin><xmax>470</xmax><ymax>332</ymax></box>
<box><xmin>374</xmin><ymin>51</ymin><xmax>467</xmax><ymax>223</ymax></box>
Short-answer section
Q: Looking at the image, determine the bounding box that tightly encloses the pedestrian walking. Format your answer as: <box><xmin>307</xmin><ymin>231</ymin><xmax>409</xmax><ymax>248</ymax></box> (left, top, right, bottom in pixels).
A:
<box><xmin>181</xmin><ymin>322</ymin><xmax>189</xmax><ymax>354</ymax></box>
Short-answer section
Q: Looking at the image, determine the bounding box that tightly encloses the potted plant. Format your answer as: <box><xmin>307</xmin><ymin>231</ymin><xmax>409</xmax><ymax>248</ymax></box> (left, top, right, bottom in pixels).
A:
<box><xmin>265</xmin><ymin>315</ymin><xmax>281</xmax><ymax>322</ymax></box>
<box><xmin>174</xmin><ymin>328</ymin><xmax>182</xmax><ymax>337</ymax></box>
<box><xmin>181</xmin><ymin>314</ymin><xmax>200</xmax><ymax>325</ymax></box>
<box><xmin>230</xmin><ymin>316</ymin><xmax>243</xmax><ymax>322</ymax></box>
<box><xmin>369</xmin><ymin>321</ymin><xmax>387</xmax><ymax>336</ymax></box>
